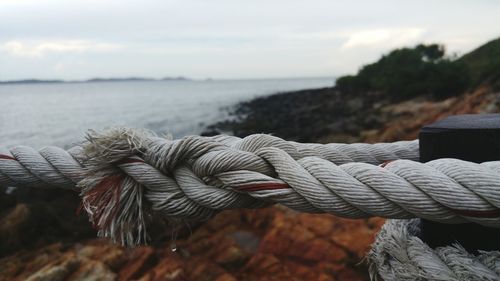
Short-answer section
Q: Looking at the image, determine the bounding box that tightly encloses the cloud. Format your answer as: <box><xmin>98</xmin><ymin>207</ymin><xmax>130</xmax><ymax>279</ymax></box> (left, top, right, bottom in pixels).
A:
<box><xmin>342</xmin><ymin>28</ymin><xmax>426</xmax><ymax>49</ymax></box>
<box><xmin>1</xmin><ymin>1</ymin><xmax>500</xmax><ymax>80</ymax></box>
<box><xmin>0</xmin><ymin>40</ymin><xmax>121</xmax><ymax>58</ymax></box>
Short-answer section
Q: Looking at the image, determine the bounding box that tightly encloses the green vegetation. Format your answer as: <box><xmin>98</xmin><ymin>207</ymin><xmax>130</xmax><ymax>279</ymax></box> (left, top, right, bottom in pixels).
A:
<box><xmin>336</xmin><ymin>44</ymin><xmax>471</xmax><ymax>100</ymax></box>
<box><xmin>458</xmin><ymin>37</ymin><xmax>500</xmax><ymax>89</ymax></box>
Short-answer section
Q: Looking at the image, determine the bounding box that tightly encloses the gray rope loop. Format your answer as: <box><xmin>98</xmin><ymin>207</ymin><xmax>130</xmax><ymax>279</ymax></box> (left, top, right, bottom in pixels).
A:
<box><xmin>2</xmin><ymin>128</ymin><xmax>500</xmax><ymax>247</ymax></box>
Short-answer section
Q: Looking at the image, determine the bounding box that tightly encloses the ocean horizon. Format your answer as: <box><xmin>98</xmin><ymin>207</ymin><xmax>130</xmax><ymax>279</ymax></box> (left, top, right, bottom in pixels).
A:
<box><xmin>0</xmin><ymin>77</ymin><xmax>334</xmax><ymax>148</ymax></box>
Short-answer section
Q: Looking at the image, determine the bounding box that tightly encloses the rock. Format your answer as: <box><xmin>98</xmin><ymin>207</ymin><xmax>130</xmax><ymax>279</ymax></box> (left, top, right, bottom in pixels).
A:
<box><xmin>0</xmin><ymin>188</ymin><xmax>95</xmax><ymax>258</ymax></box>
<box><xmin>0</xmin><ymin>204</ymin><xmax>31</xmax><ymax>254</ymax></box>
<box><xmin>0</xmin><ymin>242</ymin><xmax>123</xmax><ymax>281</ymax></box>
<box><xmin>363</xmin><ymin>86</ymin><xmax>500</xmax><ymax>143</ymax></box>
<box><xmin>117</xmin><ymin>247</ymin><xmax>155</xmax><ymax>280</ymax></box>
<box><xmin>137</xmin><ymin>255</ymin><xmax>185</xmax><ymax>281</ymax></box>
<box><xmin>239</xmin><ymin>253</ymin><xmax>297</xmax><ymax>281</ymax></box>
<box><xmin>67</xmin><ymin>260</ymin><xmax>116</xmax><ymax>281</ymax></box>
<box><xmin>0</xmin><ymin>207</ymin><xmax>380</xmax><ymax>281</ymax></box>
<box><xmin>185</xmin><ymin>257</ymin><xmax>237</xmax><ymax>281</ymax></box>
<box><xmin>3</xmin><ymin>84</ymin><xmax>499</xmax><ymax>280</ymax></box>
<box><xmin>25</xmin><ymin>258</ymin><xmax>80</xmax><ymax>281</ymax></box>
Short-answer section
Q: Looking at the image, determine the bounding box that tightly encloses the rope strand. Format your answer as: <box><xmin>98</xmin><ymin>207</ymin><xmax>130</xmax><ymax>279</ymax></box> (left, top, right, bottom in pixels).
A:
<box><xmin>2</xmin><ymin>128</ymin><xmax>500</xmax><ymax>246</ymax></box>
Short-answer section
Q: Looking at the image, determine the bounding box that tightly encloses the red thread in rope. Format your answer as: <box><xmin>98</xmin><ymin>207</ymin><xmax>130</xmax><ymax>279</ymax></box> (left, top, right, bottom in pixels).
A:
<box><xmin>0</xmin><ymin>154</ymin><xmax>16</xmax><ymax>161</ymax></box>
<box><xmin>80</xmin><ymin>174</ymin><xmax>124</xmax><ymax>230</ymax></box>
<box><xmin>380</xmin><ymin>160</ymin><xmax>395</xmax><ymax>168</ymax></box>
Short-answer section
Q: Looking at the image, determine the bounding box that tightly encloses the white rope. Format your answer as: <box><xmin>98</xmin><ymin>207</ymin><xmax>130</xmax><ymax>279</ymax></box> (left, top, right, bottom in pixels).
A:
<box><xmin>369</xmin><ymin>219</ymin><xmax>500</xmax><ymax>281</ymax></box>
<box><xmin>0</xmin><ymin>145</ymin><xmax>85</xmax><ymax>189</ymax></box>
<box><xmin>1</xmin><ymin>128</ymin><xmax>500</xmax><ymax>246</ymax></box>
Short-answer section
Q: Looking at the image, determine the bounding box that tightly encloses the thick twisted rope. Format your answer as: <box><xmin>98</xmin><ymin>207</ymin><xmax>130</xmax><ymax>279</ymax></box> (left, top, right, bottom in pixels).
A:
<box><xmin>369</xmin><ymin>219</ymin><xmax>500</xmax><ymax>281</ymax></box>
<box><xmin>1</xmin><ymin>128</ymin><xmax>500</xmax><ymax>246</ymax></box>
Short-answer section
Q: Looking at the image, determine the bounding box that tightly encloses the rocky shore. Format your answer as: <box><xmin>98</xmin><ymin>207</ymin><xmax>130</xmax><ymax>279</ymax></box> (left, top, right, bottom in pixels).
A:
<box><xmin>206</xmin><ymin>39</ymin><xmax>500</xmax><ymax>145</ymax></box>
<box><xmin>204</xmin><ymin>86</ymin><xmax>385</xmax><ymax>143</ymax></box>
<box><xmin>0</xmin><ymin>206</ymin><xmax>384</xmax><ymax>281</ymax></box>
<box><xmin>2</xmin><ymin>38</ymin><xmax>500</xmax><ymax>281</ymax></box>
<box><xmin>205</xmin><ymin>84</ymin><xmax>499</xmax><ymax>144</ymax></box>
<box><xmin>1</xmin><ymin>84</ymin><xmax>499</xmax><ymax>281</ymax></box>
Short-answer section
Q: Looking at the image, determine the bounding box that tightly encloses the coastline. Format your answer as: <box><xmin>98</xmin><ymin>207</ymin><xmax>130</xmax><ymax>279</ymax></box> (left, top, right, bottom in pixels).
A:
<box><xmin>204</xmin><ymin>85</ymin><xmax>386</xmax><ymax>143</ymax></box>
<box><xmin>205</xmin><ymin>84</ymin><xmax>500</xmax><ymax>144</ymax></box>
<box><xmin>2</xmin><ymin>37</ymin><xmax>500</xmax><ymax>280</ymax></box>
<box><xmin>2</xmin><ymin>80</ymin><xmax>500</xmax><ymax>281</ymax></box>
<box><xmin>0</xmin><ymin>77</ymin><xmax>190</xmax><ymax>85</ymax></box>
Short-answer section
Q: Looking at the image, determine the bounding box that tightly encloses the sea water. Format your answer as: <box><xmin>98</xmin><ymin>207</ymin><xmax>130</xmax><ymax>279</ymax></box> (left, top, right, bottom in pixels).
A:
<box><xmin>0</xmin><ymin>78</ymin><xmax>333</xmax><ymax>148</ymax></box>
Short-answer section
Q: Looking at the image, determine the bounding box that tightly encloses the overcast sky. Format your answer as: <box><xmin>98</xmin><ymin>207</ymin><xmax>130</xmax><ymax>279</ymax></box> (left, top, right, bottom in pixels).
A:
<box><xmin>1</xmin><ymin>0</ymin><xmax>500</xmax><ymax>80</ymax></box>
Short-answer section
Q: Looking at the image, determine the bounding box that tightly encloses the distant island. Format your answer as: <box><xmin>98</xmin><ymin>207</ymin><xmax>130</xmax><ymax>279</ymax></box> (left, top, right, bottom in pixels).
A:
<box><xmin>0</xmin><ymin>76</ymin><xmax>190</xmax><ymax>85</ymax></box>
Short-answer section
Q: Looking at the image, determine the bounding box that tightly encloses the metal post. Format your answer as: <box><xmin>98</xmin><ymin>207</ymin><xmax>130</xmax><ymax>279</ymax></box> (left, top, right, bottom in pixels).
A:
<box><xmin>419</xmin><ymin>114</ymin><xmax>500</xmax><ymax>252</ymax></box>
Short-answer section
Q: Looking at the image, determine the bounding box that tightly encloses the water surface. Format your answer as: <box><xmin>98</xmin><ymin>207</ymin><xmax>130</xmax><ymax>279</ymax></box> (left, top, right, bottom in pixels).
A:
<box><xmin>0</xmin><ymin>78</ymin><xmax>333</xmax><ymax>148</ymax></box>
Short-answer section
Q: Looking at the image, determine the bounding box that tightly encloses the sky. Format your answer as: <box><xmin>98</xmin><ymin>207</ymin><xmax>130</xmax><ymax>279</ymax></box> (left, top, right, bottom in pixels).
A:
<box><xmin>1</xmin><ymin>0</ymin><xmax>500</xmax><ymax>80</ymax></box>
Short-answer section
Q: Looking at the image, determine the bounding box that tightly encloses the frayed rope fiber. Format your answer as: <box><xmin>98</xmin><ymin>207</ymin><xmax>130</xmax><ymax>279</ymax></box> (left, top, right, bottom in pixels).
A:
<box><xmin>369</xmin><ymin>219</ymin><xmax>500</xmax><ymax>280</ymax></box>
<box><xmin>1</xmin><ymin>128</ymin><xmax>500</xmax><ymax>248</ymax></box>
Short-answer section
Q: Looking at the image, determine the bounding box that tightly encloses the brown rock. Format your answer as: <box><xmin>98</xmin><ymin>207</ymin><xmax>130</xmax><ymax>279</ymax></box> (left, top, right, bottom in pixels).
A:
<box><xmin>260</xmin><ymin>212</ymin><xmax>347</xmax><ymax>264</ymax></box>
<box><xmin>118</xmin><ymin>246</ymin><xmax>155</xmax><ymax>280</ymax></box>
<box><xmin>138</xmin><ymin>255</ymin><xmax>185</xmax><ymax>281</ymax></box>
<box><xmin>67</xmin><ymin>260</ymin><xmax>116</xmax><ymax>281</ymax></box>
<box><xmin>3</xmin><ymin>84</ymin><xmax>500</xmax><ymax>281</ymax></box>
<box><xmin>297</xmin><ymin>214</ymin><xmax>335</xmax><ymax>237</ymax></box>
<box><xmin>185</xmin><ymin>257</ymin><xmax>235</xmax><ymax>281</ymax></box>
<box><xmin>0</xmin><ymin>204</ymin><xmax>31</xmax><ymax>254</ymax></box>
<box><xmin>25</xmin><ymin>258</ymin><xmax>80</xmax><ymax>281</ymax></box>
<box><xmin>74</xmin><ymin>240</ymin><xmax>127</xmax><ymax>270</ymax></box>
<box><xmin>238</xmin><ymin>253</ymin><xmax>297</xmax><ymax>281</ymax></box>
<box><xmin>329</xmin><ymin>218</ymin><xmax>385</xmax><ymax>259</ymax></box>
<box><xmin>1</xmin><ymin>207</ymin><xmax>379</xmax><ymax>281</ymax></box>
<box><xmin>363</xmin><ymin>86</ymin><xmax>500</xmax><ymax>143</ymax></box>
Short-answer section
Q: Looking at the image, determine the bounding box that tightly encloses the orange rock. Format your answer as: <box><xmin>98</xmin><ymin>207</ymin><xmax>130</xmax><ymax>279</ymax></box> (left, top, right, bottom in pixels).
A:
<box><xmin>185</xmin><ymin>257</ymin><xmax>235</xmax><ymax>281</ymax></box>
<box><xmin>363</xmin><ymin>86</ymin><xmax>499</xmax><ymax>143</ymax></box>
<box><xmin>138</xmin><ymin>255</ymin><xmax>185</xmax><ymax>281</ymax></box>
<box><xmin>25</xmin><ymin>258</ymin><xmax>80</xmax><ymax>281</ymax></box>
<box><xmin>0</xmin><ymin>198</ymin><xmax>386</xmax><ymax>281</ymax></box>
<box><xmin>297</xmin><ymin>214</ymin><xmax>335</xmax><ymax>237</ymax></box>
<box><xmin>67</xmin><ymin>260</ymin><xmax>116</xmax><ymax>281</ymax></box>
<box><xmin>74</xmin><ymin>239</ymin><xmax>127</xmax><ymax>269</ymax></box>
<box><xmin>329</xmin><ymin>218</ymin><xmax>385</xmax><ymax>259</ymax></box>
<box><xmin>118</xmin><ymin>246</ymin><xmax>155</xmax><ymax>281</ymax></box>
<box><xmin>0</xmin><ymin>204</ymin><xmax>31</xmax><ymax>254</ymax></box>
<box><xmin>238</xmin><ymin>253</ymin><xmax>298</xmax><ymax>281</ymax></box>
<box><xmin>1</xmin><ymin>205</ymin><xmax>381</xmax><ymax>281</ymax></box>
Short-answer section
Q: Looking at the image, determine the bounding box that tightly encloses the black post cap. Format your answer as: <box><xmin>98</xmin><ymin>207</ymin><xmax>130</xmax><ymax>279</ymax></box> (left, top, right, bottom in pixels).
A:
<box><xmin>419</xmin><ymin>114</ymin><xmax>500</xmax><ymax>252</ymax></box>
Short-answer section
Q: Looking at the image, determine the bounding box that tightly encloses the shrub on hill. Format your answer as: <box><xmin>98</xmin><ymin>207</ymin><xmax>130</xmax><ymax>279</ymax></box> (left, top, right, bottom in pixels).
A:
<box><xmin>459</xmin><ymin>37</ymin><xmax>500</xmax><ymax>87</ymax></box>
<box><xmin>336</xmin><ymin>44</ymin><xmax>471</xmax><ymax>100</ymax></box>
